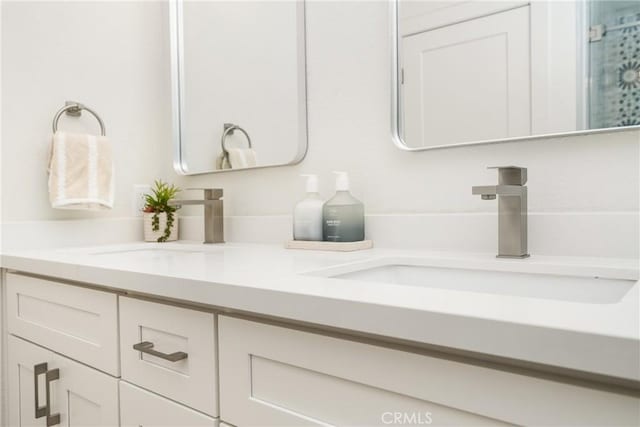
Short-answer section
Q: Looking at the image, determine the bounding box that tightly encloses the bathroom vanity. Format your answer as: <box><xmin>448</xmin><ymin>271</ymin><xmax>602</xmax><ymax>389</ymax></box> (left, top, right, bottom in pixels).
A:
<box><xmin>2</xmin><ymin>0</ymin><xmax>639</xmax><ymax>424</ymax></box>
<box><xmin>1</xmin><ymin>243</ymin><xmax>638</xmax><ymax>426</ymax></box>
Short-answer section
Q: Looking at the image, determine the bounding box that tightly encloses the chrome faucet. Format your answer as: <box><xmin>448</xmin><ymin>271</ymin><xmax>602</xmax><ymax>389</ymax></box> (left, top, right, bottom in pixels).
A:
<box><xmin>169</xmin><ymin>188</ymin><xmax>224</xmax><ymax>244</ymax></box>
<box><xmin>472</xmin><ymin>166</ymin><xmax>529</xmax><ymax>258</ymax></box>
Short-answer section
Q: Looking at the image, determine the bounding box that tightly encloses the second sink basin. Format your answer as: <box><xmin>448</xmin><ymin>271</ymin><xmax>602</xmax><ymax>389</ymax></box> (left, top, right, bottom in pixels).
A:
<box><xmin>312</xmin><ymin>259</ymin><xmax>636</xmax><ymax>304</ymax></box>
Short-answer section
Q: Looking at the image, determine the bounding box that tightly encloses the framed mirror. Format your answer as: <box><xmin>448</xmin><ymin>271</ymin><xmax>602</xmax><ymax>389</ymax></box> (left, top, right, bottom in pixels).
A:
<box><xmin>170</xmin><ymin>0</ymin><xmax>308</xmax><ymax>174</ymax></box>
<box><xmin>391</xmin><ymin>0</ymin><xmax>640</xmax><ymax>150</ymax></box>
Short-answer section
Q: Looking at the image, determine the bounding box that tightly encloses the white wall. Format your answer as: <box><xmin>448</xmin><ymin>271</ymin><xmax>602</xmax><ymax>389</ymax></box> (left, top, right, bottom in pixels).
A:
<box><xmin>1</xmin><ymin>1</ymin><xmax>638</xmax><ymax>257</ymax></box>
<box><xmin>1</xmin><ymin>1</ymin><xmax>174</xmax><ymax>222</ymax></box>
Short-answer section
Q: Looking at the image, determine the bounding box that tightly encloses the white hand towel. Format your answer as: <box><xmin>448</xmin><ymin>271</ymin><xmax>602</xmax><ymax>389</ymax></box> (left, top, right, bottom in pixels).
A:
<box><xmin>216</xmin><ymin>151</ymin><xmax>231</xmax><ymax>170</ymax></box>
<box><xmin>48</xmin><ymin>131</ymin><xmax>114</xmax><ymax>210</ymax></box>
<box><xmin>216</xmin><ymin>148</ymin><xmax>257</xmax><ymax>170</ymax></box>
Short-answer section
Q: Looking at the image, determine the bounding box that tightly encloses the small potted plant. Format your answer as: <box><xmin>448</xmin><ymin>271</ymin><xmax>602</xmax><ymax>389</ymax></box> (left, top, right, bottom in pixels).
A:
<box><xmin>143</xmin><ymin>180</ymin><xmax>180</xmax><ymax>242</ymax></box>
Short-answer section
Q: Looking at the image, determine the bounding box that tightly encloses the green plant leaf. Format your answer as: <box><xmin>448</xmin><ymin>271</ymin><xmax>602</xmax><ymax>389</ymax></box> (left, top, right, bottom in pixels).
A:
<box><xmin>143</xmin><ymin>180</ymin><xmax>181</xmax><ymax>214</ymax></box>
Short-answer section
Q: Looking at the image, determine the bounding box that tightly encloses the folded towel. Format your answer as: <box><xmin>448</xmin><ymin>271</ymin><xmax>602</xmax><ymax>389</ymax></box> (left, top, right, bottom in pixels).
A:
<box><xmin>216</xmin><ymin>148</ymin><xmax>257</xmax><ymax>170</ymax></box>
<box><xmin>48</xmin><ymin>131</ymin><xmax>114</xmax><ymax>210</ymax></box>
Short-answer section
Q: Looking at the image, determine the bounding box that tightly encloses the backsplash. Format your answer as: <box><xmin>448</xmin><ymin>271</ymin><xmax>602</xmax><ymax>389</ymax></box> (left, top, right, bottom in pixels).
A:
<box><xmin>1</xmin><ymin>1</ymin><xmax>638</xmax><ymax>258</ymax></box>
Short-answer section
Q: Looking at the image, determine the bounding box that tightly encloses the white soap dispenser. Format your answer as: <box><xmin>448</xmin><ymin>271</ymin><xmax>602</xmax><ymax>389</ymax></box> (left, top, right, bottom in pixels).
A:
<box><xmin>293</xmin><ymin>174</ymin><xmax>324</xmax><ymax>241</ymax></box>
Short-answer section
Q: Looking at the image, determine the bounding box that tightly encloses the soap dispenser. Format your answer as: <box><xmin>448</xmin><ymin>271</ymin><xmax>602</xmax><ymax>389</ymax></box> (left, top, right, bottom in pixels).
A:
<box><xmin>323</xmin><ymin>171</ymin><xmax>365</xmax><ymax>242</ymax></box>
<box><xmin>293</xmin><ymin>174</ymin><xmax>324</xmax><ymax>241</ymax></box>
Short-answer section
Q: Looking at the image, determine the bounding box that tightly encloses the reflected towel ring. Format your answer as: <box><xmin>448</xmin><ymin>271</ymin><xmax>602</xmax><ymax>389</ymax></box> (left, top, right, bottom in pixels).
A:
<box><xmin>221</xmin><ymin>123</ymin><xmax>252</xmax><ymax>154</ymax></box>
<box><xmin>52</xmin><ymin>101</ymin><xmax>106</xmax><ymax>136</ymax></box>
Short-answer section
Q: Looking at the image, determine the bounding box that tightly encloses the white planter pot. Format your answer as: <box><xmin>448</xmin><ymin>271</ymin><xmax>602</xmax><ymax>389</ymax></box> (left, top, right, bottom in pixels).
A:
<box><xmin>144</xmin><ymin>212</ymin><xmax>178</xmax><ymax>242</ymax></box>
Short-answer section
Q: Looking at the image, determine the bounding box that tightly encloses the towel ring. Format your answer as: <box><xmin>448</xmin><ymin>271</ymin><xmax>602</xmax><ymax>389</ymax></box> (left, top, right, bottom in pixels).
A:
<box><xmin>221</xmin><ymin>123</ymin><xmax>252</xmax><ymax>154</ymax></box>
<box><xmin>52</xmin><ymin>101</ymin><xmax>106</xmax><ymax>136</ymax></box>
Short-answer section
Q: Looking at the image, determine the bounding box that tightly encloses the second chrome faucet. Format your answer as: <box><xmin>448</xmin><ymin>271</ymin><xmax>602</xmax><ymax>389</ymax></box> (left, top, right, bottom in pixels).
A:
<box><xmin>472</xmin><ymin>166</ymin><xmax>529</xmax><ymax>259</ymax></box>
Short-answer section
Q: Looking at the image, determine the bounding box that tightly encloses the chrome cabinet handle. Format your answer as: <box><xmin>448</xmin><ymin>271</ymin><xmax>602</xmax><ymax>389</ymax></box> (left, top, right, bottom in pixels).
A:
<box><xmin>45</xmin><ymin>368</ymin><xmax>60</xmax><ymax>426</ymax></box>
<box><xmin>34</xmin><ymin>363</ymin><xmax>48</xmax><ymax>419</ymax></box>
<box><xmin>133</xmin><ymin>341</ymin><xmax>188</xmax><ymax>362</ymax></box>
<box><xmin>33</xmin><ymin>363</ymin><xmax>60</xmax><ymax>426</ymax></box>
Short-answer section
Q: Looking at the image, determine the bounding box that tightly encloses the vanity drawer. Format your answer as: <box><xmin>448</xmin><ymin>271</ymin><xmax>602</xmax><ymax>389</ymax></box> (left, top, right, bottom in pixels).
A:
<box><xmin>6</xmin><ymin>273</ymin><xmax>119</xmax><ymax>376</ymax></box>
<box><xmin>120</xmin><ymin>297</ymin><xmax>218</xmax><ymax>416</ymax></box>
<box><xmin>219</xmin><ymin>316</ymin><xmax>640</xmax><ymax>427</ymax></box>
<box><xmin>120</xmin><ymin>381</ymin><xmax>218</xmax><ymax>427</ymax></box>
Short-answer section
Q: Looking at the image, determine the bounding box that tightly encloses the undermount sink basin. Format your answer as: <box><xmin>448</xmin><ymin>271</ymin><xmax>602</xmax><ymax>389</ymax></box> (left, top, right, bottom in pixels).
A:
<box><xmin>87</xmin><ymin>244</ymin><xmax>225</xmax><ymax>258</ymax></box>
<box><xmin>92</xmin><ymin>248</ymin><xmax>207</xmax><ymax>255</ymax></box>
<box><xmin>316</xmin><ymin>261</ymin><xmax>636</xmax><ymax>304</ymax></box>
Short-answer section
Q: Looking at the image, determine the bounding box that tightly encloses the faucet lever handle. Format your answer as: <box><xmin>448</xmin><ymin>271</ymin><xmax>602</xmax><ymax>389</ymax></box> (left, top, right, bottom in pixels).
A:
<box><xmin>488</xmin><ymin>166</ymin><xmax>527</xmax><ymax>186</ymax></box>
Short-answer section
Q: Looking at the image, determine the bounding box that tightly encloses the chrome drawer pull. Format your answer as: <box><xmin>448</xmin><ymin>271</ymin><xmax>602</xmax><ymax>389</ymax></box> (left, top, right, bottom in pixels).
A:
<box><xmin>33</xmin><ymin>363</ymin><xmax>60</xmax><ymax>426</ymax></box>
<box><xmin>45</xmin><ymin>369</ymin><xmax>60</xmax><ymax>426</ymax></box>
<box><xmin>133</xmin><ymin>341</ymin><xmax>188</xmax><ymax>362</ymax></box>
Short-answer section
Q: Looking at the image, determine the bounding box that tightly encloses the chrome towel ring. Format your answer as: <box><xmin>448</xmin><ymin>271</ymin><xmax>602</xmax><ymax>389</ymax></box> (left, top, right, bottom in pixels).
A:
<box><xmin>52</xmin><ymin>101</ymin><xmax>106</xmax><ymax>136</ymax></box>
<box><xmin>221</xmin><ymin>123</ymin><xmax>252</xmax><ymax>154</ymax></box>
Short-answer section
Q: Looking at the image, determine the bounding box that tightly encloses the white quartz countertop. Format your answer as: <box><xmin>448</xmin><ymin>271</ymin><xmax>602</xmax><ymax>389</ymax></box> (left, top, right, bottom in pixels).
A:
<box><xmin>2</xmin><ymin>242</ymin><xmax>639</xmax><ymax>383</ymax></box>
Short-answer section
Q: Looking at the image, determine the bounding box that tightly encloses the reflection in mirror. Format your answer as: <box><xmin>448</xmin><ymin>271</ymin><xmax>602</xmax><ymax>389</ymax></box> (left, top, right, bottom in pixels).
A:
<box><xmin>171</xmin><ymin>1</ymin><xmax>307</xmax><ymax>174</ymax></box>
<box><xmin>392</xmin><ymin>0</ymin><xmax>640</xmax><ymax>150</ymax></box>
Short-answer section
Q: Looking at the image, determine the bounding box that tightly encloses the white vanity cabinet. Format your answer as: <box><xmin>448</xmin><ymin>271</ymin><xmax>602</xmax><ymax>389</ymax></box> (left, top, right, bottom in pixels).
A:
<box><xmin>7</xmin><ymin>335</ymin><xmax>119</xmax><ymax>427</ymax></box>
<box><xmin>2</xmin><ymin>271</ymin><xmax>638</xmax><ymax>427</ymax></box>
<box><xmin>3</xmin><ymin>273</ymin><xmax>220</xmax><ymax>427</ymax></box>
<box><xmin>218</xmin><ymin>316</ymin><xmax>640</xmax><ymax>427</ymax></box>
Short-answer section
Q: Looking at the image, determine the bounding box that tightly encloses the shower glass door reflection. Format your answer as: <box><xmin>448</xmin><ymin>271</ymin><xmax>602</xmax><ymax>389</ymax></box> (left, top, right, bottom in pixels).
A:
<box><xmin>589</xmin><ymin>1</ymin><xmax>640</xmax><ymax>128</ymax></box>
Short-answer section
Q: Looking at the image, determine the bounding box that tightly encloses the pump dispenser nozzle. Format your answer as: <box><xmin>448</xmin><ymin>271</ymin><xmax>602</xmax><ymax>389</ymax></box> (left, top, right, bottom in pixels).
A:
<box><xmin>300</xmin><ymin>174</ymin><xmax>319</xmax><ymax>193</ymax></box>
<box><xmin>332</xmin><ymin>171</ymin><xmax>349</xmax><ymax>191</ymax></box>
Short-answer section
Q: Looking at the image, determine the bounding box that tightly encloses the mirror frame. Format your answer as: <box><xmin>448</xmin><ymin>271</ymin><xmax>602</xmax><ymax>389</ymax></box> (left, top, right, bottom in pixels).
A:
<box><xmin>390</xmin><ymin>1</ymin><xmax>640</xmax><ymax>152</ymax></box>
<box><xmin>170</xmin><ymin>0</ymin><xmax>309</xmax><ymax>175</ymax></box>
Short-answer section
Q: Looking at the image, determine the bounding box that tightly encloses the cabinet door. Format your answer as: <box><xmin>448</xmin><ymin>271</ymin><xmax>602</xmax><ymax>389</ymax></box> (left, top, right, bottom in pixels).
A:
<box><xmin>7</xmin><ymin>335</ymin><xmax>119</xmax><ymax>427</ymax></box>
<box><xmin>402</xmin><ymin>6</ymin><xmax>531</xmax><ymax>147</ymax></box>
<box><xmin>219</xmin><ymin>316</ymin><xmax>640</xmax><ymax>427</ymax></box>
<box><xmin>120</xmin><ymin>381</ymin><xmax>218</xmax><ymax>427</ymax></box>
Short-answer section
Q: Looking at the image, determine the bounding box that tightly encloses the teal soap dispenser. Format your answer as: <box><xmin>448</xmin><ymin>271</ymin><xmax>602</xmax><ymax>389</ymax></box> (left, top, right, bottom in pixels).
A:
<box><xmin>322</xmin><ymin>171</ymin><xmax>365</xmax><ymax>242</ymax></box>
